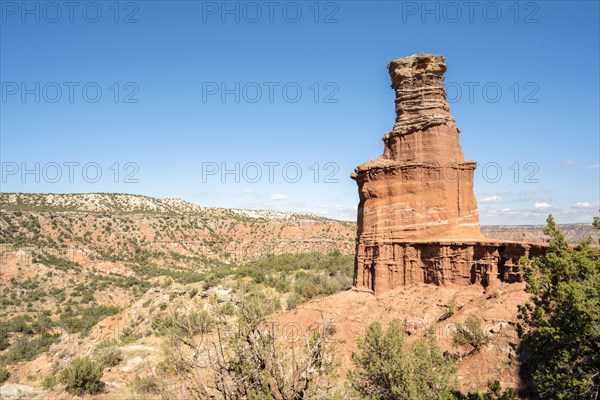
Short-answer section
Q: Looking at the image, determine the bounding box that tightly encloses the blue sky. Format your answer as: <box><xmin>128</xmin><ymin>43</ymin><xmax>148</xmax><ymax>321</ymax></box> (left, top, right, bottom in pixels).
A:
<box><xmin>1</xmin><ymin>0</ymin><xmax>598</xmax><ymax>224</ymax></box>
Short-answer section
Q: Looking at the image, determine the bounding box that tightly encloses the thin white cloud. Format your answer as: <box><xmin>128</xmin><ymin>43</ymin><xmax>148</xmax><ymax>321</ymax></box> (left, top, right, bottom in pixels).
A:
<box><xmin>243</xmin><ymin>188</ymin><xmax>254</xmax><ymax>193</ymax></box>
<box><xmin>585</xmin><ymin>164</ymin><xmax>600</xmax><ymax>169</ymax></box>
<box><xmin>534</xmin><ymin>202</ymin><xmax>552</xmax><ymax>209</ymax></box>
<box><xmin>481</xmin><ymin>195</ymin><xmax>502</xmax><ymax>203</ymax></box>
<box><xmin>480</xmin><ymin>190</ymin><xmax>511</xmax><ymax>196</ymax></box>
<box><xmin>270</xmin><ymin>193</ymin><xmax>288</xmax><ymax>201</ymax></box>
<box><xmin>314</xmin><ymin>204</ymin><xmax>357</xmax><ymax>220</ymax></box>
<box><xmin>573</xmin><ymin>202</ymin><xmax>591</xmax><ymax>208</ymax></box>
<box><xmin>564</xmin><ymin>159</ymin><xmax>576</xmax><ymax>165</ymax></box>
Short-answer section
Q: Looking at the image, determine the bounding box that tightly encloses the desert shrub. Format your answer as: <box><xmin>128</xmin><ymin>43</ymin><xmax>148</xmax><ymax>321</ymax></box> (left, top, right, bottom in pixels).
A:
<box><xmin>179</xmin><ymin>271</ymin><xmax>205</xmax><ymax>284</ymax></box>
<box><xmin>274</xmin><ymin>278</ymin><xmax>290</xmax><ymax>293</ymax></box>
<box><xmin>1</xmin><ymin>334</ymin><xmax>58</xmax><ymax>365</ymax></box>
<box><xmin>59</xmin><ymin>305</ymin><xmax>120</xmax><ymax>334</ymax></box>
<box><xmin>152</xmin><ymin>309</ymin><xmax>214</xmax><ymax>337</ymax></box>
<box><xmin>94</xmin><ymin>346</ymin><xmax>123</xmax><ymax>368</ymax></box>
<box><xmin>0</xmin><ymin>337</ymin><xmax>8</xmax><ymax>351</ymax></box>
<box><xmin>129</xmin><ymin>374</ymin><xmax>159</xmax><ymax>395</ymax></box>
<box><xmin>59</xmin><ymin>356</ymin><xmax>104</xmax><ymax>395</ymax></box>
<box><xmin>236</xmin><ymin>251</ymin><xmax>353</xmax><ymax>298</ymax></box>
<box><xmin>0</xmin><ymin>365</ymin><xmax>9</xmax><ymax>384</ymax></box>
<box><xmin>349</xmin><ymin>319</ymin><xmax>458</xmax><ymax>399</ymax></box>
<box><xmin>438</xmin><ymin>297</ymin><xmax>457</xmax><ymax>322</ymax></box>
<box><xmin>220</xmin><ymin>301</ymin><xmax>235</xmax><ymax>316</ymax></box>
<box><xmin>294</xmin><ymin>271</ymin><xmax>320</xmax><ymax>300</ymax></box>
<box><xmin>42</xmin><ymin>373</ymin><xmax>57</xmax><ymax>389</ymax></box>
<box><xmin>34</xmin><ymin>254</ymin><xmax>80</xmax><ymax>271</ymax></box>
<box><xmin>447</xmin><ymin>381</ymin><xmax>517</xmax><ymax>399</ymax></box>
<box><xmin>160</xmin><ymin>284</ymin><xmax>337</xmax><ymax>399</ymax></box>
<box><xmin>452</xmin><ymin>315</ymin><xmax>490</xmax><ymax>354</ymax></box>
<box><xmin>286</xmin><ymin>293</ymin><xmax>303</xmax><ymax>310</ymax></box>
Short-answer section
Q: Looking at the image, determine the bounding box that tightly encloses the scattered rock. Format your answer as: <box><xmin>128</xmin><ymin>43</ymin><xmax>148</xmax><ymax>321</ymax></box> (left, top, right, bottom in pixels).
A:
<box><xmin>0</xmin><ymin>384</ymin><xmax>42</xmax><ymax>399</ymax></box>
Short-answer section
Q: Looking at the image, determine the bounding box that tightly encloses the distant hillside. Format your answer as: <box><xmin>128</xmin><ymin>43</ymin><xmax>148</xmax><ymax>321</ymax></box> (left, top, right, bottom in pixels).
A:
<box><xmin>482</xmin><ymin>223</ymin><xmax>599</xmax><ymax>244</ymax></box>
<box><xmin>0</xmin><ymin>192</ymin><xmax>341</xmax><ymax>222</ymax></box>
<box><xmin>0</xmin><ymin>193</ymin><xmax>355</xmax><ymax>265</ymax></box>
<box><xmin>2</xmin><ymin>193</ymin><xmax>596</xmax><ymax>249</ymax></box>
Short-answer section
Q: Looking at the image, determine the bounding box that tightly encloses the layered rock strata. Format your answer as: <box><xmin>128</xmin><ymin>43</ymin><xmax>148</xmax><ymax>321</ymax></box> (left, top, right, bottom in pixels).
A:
<box><xmin>354</xmin><ymin>240</ymin><xmax>546</xmax><ymax>294</ymax></box>
<box><xmin>352</xmin><ymin>54</ymin><xmax>545</xmax><ymax>294</ymax></box>
<box><xmin>352</xmin><ymin>54</ymin><xmax>480</xmax><ymax>241</ymax></box>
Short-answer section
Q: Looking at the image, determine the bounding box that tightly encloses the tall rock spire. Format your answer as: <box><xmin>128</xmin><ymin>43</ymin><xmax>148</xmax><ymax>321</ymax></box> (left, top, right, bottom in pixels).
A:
<box><xmin>351</xmin><ymin>54</ymin><xmax>547</xmax><ymax>295</ymax></box>
<box><xmin>352</xmin><ymin>54</ymin><xmax>480</xmax><ymax>242</ymax></box>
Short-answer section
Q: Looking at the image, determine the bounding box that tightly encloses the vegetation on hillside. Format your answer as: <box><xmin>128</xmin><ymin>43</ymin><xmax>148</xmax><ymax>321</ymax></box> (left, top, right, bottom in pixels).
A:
<box><xmin>159</xmin><ymin>284</ymin><xmax>339</xmax><ymax>399</ymax></box>
<box><xmin>517</xmin><ymin>215</ymin><xmax>600</xmax><ymax>399</ymax></box>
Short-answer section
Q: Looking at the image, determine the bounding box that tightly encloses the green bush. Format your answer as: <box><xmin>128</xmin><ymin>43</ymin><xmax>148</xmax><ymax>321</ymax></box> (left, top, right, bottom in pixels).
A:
<box><xmin>59</xmin><ymin>356</ymin><xmax>104</xmax><ymax>395</ymax></box>
<box><xmin>152</xmin><ymin>309</ymin><xmax>214</xmax><ymax>337</ymax></box>
<box><xmin>42</xmin><ymin>373</ymin><xmax>57</xmax><ymax>389</ymax></box>
<box><xmin>452</xmin><ymin>315</ymin><xmax>490</xmax><ymax>354</ymax></box>
<box><xmin>220</xmin><ymin>301</ymin><xmax>235</xmax><ymax>316</ymax></box>
<box><xmin>59</xmin><ymin>305</ymin><xmax>120</xmax><ymax>334</ymax></box>
<box><xmin>0</xmin><ymin>365</ymin><xmax>9</xmax><ymax>384</ymax></box>
<box><xmin>447</xmin><ymin>380</ymin><xmax>516</xmax><ymax>399</ymax></box>
<box><xmin>128</xmin><ymin>374</ymin><xmax>159</xmax><ymax>395</ymax></box>
<box><xmin>349</xmin><ymin>319</ymin><xmax>458</xmax><ymax>399</ymax></box>
<box><xmin>1</xmin><ymin>334</ymin><xmax>58</xmax><ymax>365</ymax></box>
<box><xmin>93</xmin><ymin>346</ymin><xmax>122</xmax><ymax>368</ymax></box>
<box><xmin>286</xmin><ymin>293</ymin><xmax>303</xmax><ymax>310</ymax></box>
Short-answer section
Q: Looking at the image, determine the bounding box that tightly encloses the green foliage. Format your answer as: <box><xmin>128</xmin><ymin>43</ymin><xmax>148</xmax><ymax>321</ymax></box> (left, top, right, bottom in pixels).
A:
<box><xmin>93</xmin><ymin>346</ymin><xmax>123</xmax><ymax>368</ymax></box>
<box><xmin>517</xmin><ymin>215</ymin><xmax>600</xmax><ymax>399</ymax></box>
<box><xmin>1</xmin><ymin>334</ymin><xmax>58</xmax><ymax>365</ymax></box>
<box><xmin>152</xmin><ymin>308</ymin><xmax>215</xmax><ymax>337</ymax></box>
<box><xmin>128</xmin><ymin>374</ymin><xmax>159</xmax><ymax>395</ymax></box>
<box><xmin>234</xmin><ymin>251</ymin><xmax>353</xmax><ymax>303</ymax></box>
<box><xmin>42</xmin><ymin>373</ymin><xmax>57</xmax><ymax>389</ymax></box>
<box><xmin>59</xmin><ymin>356</ymin><xmax>104</xmax><ymax>396</ymax></box>
<box><xmin>34</xmin><ymin>253</ymin><xmax>80</xmax><ymax>271</ymax></box>
<box><xmin>216</xmin><ymin>288</ymin><xmax>337</xmax><ymax>399</ymax></box>
<box><xmin>162</xmin><ymin>285</ymin><xmax>337</xmax><ymax>400</ymax></box>
<box><xmin>452</xmin><ymin>315</ymin><xmax>490</xmax><ymax>354</ymax></box>
<box><xmin>220</xmin><ymin>301</ymin><xmax>235</xmax><ymax>316</ymax></box>
<box><xmin>59</xmin><ymin>304</ymin><xmax>121</xmax><ymax>334</ymax></box>
<box><xmin>0</xmin><ymin>365</ymin><xmax>9</xmax><ymax>384</ymax></box>
<box><xmin>349</xmin><ymin>320</ymin><xmax>458</xmax><ymax>399</ymax></box>
<box><xmin>447</xmin><ymin>381</ymin><xmax>517</xmax><ymax>399</ymax></box>
<box><xmin>286</xmin><ymin>293</ymin><xmax>303</xmax><ymax>310</ymax></box>
<box><xmin>438</xmin><ymin>296</ymin><xmax>458</xmax><ymax>322</ymax></box>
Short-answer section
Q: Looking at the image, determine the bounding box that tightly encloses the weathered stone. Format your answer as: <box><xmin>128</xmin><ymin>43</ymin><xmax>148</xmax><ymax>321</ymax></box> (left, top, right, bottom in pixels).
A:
<box><xmin>352</xmin><ymin>54</ymin><xmax>547</xmax><ymax>294</ymax></box>
<box><xmin>352</xmin><ymin>54</ymin><xmax>480</xmax><ymax>242</ymax></box>
<box><xmin>354</xmin><ymin>240</ymin><xmax>546</xmax><ymax>294</ymax></box>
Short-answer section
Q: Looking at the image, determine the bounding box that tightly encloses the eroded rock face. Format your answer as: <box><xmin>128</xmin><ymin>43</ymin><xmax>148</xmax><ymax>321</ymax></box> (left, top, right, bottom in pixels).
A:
<box><xmin>354</xmin><ymin>240</ymin><xmax>546</xmax><ymax>294</ymax></box>
<box><xmin>352</xmin><ymin>54</ymin><xmax>546</xmax><ymax>294</ymax></box>
<box><xmin>352</xmin><ymin>54</ymin><xmax>480</xmax><ymax>242</ymax></box>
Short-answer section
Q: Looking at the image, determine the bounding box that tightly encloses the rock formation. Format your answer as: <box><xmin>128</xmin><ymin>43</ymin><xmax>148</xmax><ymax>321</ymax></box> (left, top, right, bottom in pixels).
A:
<box><xmin>352</xmin><ymin>54</ymin><xmax>546</xmax><ymax>294</ymax></box>
<box><xmin>353</xmin><ymin>54</ymin><xmax>479</xmax><ymax>241</ymax></box>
